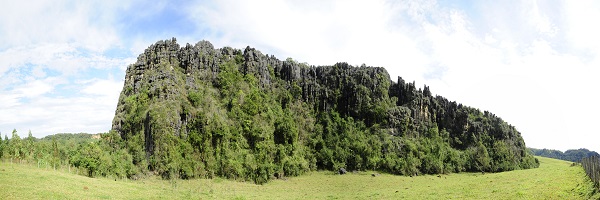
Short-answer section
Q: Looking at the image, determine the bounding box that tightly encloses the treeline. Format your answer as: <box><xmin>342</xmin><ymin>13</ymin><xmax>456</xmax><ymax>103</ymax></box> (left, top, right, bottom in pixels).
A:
<box><xmin>103</xmin><ymin>39</ymin><xmax>539</xmax><ymax>183</ymax></box>
<box><xmin>529</xmin><ymin>148</ymin><xmax>599</xmax><ymax>162</ymax></box>
<box><xmin>0</xmin><ymin>130</ymin><xmax>133</xmax><ymax>178</ymax></box>
<box><xmin>582</xmin><ymin>156</ymin><xmax>600</xmax><ymax>190</ymax></box>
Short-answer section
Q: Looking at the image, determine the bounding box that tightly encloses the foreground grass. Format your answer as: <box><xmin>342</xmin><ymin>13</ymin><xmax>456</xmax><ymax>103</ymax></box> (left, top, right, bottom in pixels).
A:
<box><xmin>0</xmin><ymin>157</ymin><xmax>597</xmax><ymax>199</ymax></box>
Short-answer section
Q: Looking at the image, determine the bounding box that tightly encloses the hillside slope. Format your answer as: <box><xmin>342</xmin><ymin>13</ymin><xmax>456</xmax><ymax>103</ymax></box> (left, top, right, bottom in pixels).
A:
<box><xmin>529</xmin><ymin>148</ymin><xmax>599</xmax><ymax>162</ymax></box>
<box><xmin>110</xmin><ymin>38</ymin><xmax>538</xmax><ymax>183</ymax></box>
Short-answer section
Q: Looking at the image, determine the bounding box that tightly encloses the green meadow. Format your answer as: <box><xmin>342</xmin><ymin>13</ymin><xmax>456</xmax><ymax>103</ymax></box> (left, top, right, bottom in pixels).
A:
<box><xmin>0</xmin><ymin>156</ymin><xmax>597</xmax><ymax>199</ymax></box>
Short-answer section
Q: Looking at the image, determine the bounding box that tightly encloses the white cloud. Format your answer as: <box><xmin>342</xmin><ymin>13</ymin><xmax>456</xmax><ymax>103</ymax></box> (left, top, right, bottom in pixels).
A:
<box><xmin>0</xmin><ymin>76</ymin><xmax>123</xmax><ymax>138</ymax></box>
<box><xmin>187</xmin><ymin>0</ymin><xmax>429</xmax><ymax>82</ymax></box>
<box><xmin>0</xmin><ymin>1</ymin><xmax>123</xmax><ymax>51</ymax></box>
<box><xmin>81</xmin><ymin>77</ymin><xmax>123</xmax><ymax>97</ymax></box>
<box><xmin>17</xmin><ymin>79</ymin><xmax>54</xmax><ymax>98</ymax></box>
<box><xmin>564</xmin><ymin>0</ymin><xmax>600</xmax><ymax>55</ymax></box>
<box><xmin>0</xmin><ymin>5</ymin><xmax>132</xmax><ymax>137</ymax></box>
<box><xmin>0</xmin><ymin>0</ymin><xmax>143</xmax><ymax>138</ymax></box>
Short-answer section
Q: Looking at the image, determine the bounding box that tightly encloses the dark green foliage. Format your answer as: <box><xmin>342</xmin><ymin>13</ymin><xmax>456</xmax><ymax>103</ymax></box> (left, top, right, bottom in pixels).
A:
<box><xmin>529</xmin><ymin>148</ymin><xmax>599</xmax><ymax>162</ymax></box>
<box><xmin>105</xmin><ymin>38</ymin><xmax>539</xmax><ymax>183</ymax></box>
<box><xmin>0</xmin><ymin>130</ymin><xmax>111</xmax><ymax>176</ymax></box>
<box><xmin>8</xmin><ymin>129</ymin><xmax>24</xmax><ymax>163</ymax></box>
<box><xmin>71</xmin><ymin>141</ymin><xmax>103</xmax><ymax>177</ymax></box>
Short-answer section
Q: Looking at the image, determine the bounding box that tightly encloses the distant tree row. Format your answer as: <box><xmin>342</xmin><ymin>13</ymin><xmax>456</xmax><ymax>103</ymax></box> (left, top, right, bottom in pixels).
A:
<box><xmin>0</xmin><ymin>130</ymin><xmax>134</xmax><ymax>178</ymax></box>
<box><xmin>0</xmin><ymin>129</ymin><xmax>51</xmax><ymax>166</ymax></box>
<box><xmin>529</xmin><ymin>148</ymin><xmax>599</xmax><ymax>162</ymax></box>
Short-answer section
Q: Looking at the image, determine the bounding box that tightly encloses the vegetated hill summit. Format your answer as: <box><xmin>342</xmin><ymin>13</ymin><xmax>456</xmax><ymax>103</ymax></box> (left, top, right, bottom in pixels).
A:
<box><xmin>529</xmin><ymin>148</ymin><xmax>599</xmax><ymax>163</ymax></box>
<box><xmin>110</xmin><ymin>38</ymin><xmax>538</xmax><ymax>183</ymax></box>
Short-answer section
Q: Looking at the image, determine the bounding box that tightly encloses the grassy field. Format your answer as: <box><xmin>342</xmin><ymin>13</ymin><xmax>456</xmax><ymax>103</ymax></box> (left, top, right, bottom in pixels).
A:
<box><xmin>0</xmin><ymin>156</ymin><xmax>597</xmax><ymax>199</ymax></box>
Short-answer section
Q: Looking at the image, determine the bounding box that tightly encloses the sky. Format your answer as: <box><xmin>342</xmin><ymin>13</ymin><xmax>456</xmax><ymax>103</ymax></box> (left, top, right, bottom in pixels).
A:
<box><xmin>0</xmin><ymin>0</ymin><xmax>598</xmax><ymax>153</ymax></box>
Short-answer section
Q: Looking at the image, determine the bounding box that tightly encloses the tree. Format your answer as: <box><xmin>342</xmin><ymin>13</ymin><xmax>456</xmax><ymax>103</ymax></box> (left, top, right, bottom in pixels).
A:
<box><xmin>72</xmin><ymin>142</ymin><xmax>102</xmax><ymax>177</ymax></box>
<box><xmin>52</xmin><ymin>136</ymin><xmax>59</xmax><ymax>170</ymax></box>
<box><xmin>471</xmin><ymin>142</ymin><xmax>491</xmax><ymax>172</ymax></box>
<box><xmin>9</xmin><ymin>129</ymin><xmax>23</xmax><ymax>163</ymax></box>
<box><xmin>25</xmin><ymin>130</ymin><xmax>35</xmax><ymax>162</ymax></box>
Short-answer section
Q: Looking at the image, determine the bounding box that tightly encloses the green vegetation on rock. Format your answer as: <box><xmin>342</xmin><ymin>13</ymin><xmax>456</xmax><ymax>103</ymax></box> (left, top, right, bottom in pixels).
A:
<box><xmin>104</xmin><ymin>38</ymin><xmax>540</xmax><ymax>183</ymax></box>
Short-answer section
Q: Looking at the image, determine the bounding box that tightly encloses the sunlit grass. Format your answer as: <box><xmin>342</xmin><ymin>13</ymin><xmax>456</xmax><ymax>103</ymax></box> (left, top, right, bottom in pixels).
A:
<box><xmin>0</xmin><ymin>156</ymin><xmax>596</xmax><ymax>199</ymax></box>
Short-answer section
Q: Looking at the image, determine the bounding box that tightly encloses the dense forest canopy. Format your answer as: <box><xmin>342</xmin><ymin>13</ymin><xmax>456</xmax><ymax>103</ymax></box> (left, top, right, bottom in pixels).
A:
<box><xmin>0</xmin><ymin>38</ymin><xmax>539</xmax><ymax>184</ymax></box>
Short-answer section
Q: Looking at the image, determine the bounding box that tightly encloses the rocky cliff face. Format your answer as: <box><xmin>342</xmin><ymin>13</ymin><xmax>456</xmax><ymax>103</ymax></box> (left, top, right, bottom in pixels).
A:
<box><xmin>111</xmin><ymin>38</ymin><xmax>538</xmax><ymax>183</ymax></box>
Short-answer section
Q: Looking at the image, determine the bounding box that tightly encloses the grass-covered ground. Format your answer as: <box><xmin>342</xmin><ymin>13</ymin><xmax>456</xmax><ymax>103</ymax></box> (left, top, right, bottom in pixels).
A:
<box><xmin>0</xmin><ymin>156</ymin><xmax>597</xmax><ymax>199</ymax></box>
